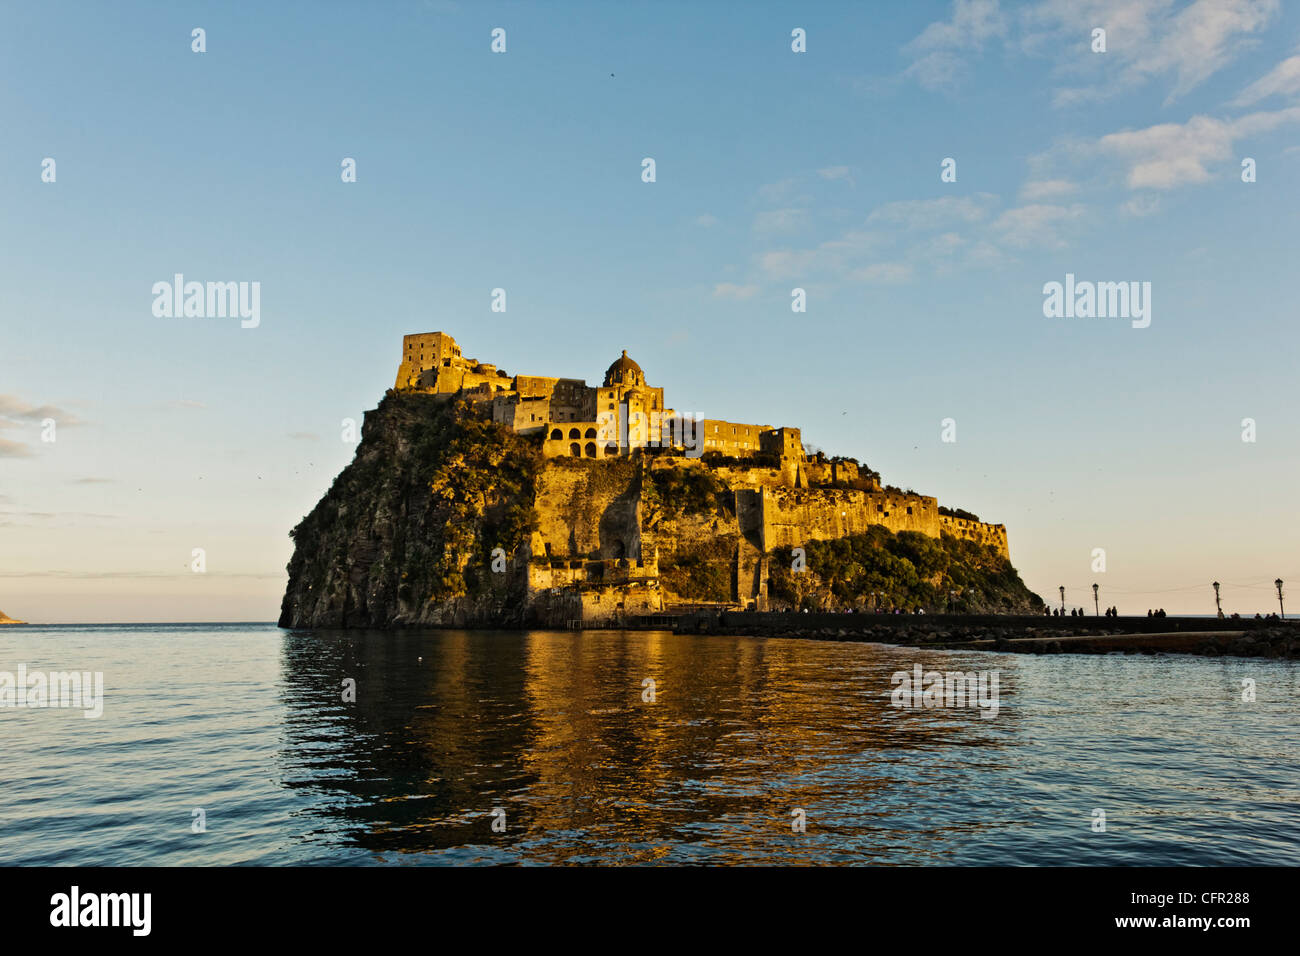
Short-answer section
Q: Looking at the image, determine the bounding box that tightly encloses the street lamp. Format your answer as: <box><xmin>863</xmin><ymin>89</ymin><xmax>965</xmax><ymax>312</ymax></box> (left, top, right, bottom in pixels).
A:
<box><xmin>1092</xmin><ymin>583</ymin><xmax>1099</xmax><ymax>616</ymax></box>
<box><xmin>1276</xmin><ymin>579</ymin><xmax>1285</xmax><ymax>619</ymax></box>
<box><xmin>1058</xmin><ymin>585</ymin><xmax>1065</xmax><ymax>614</ymax></box>
<box><xmin>1212</xmin><ymin>581</ymin><xmax>1221</xmax><ymax>618</ymax></box>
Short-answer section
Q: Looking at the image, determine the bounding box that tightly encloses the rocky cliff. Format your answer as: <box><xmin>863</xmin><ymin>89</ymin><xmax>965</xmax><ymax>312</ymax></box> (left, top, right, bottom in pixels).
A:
<box><xmin>0</xmin><ymin>609</ymin><xmax>24</xmax><ymax>624</ymax></box>
<box><xmin>279</xmin><ymin>392</ymin><xmax>540</xmax><ymax>628</ymax></box>
<box><xmin>279</xmin><ymin>392</ymin><xmax>1042</xmax><ymax>628</ymax></box>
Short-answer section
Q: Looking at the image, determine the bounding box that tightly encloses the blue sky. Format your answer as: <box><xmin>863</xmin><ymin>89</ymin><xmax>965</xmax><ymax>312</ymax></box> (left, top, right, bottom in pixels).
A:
<box><xmin>2</xmin><ymin>0</ymin><xmax>1298</xmax><ymax>621</ymax></box>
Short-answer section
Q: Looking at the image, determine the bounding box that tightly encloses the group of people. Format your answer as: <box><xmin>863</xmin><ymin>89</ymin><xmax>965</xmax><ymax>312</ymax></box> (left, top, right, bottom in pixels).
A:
<box><xmin>1146</xmin><ymin>608</ymin><xmax>1168</xmax><ymax>618</ymax></box>
<box><xmin>1045</xmin><ymin>606</ymin><xmax>1117</xmax><ymax>617</ymax></box>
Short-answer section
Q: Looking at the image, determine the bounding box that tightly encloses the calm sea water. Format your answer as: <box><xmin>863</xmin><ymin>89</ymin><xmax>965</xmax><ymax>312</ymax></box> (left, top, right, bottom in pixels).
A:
<box><xmin>1</xmin><ymin>623</ymin><xmax>1297</xmax><ymax>865</ymax></box>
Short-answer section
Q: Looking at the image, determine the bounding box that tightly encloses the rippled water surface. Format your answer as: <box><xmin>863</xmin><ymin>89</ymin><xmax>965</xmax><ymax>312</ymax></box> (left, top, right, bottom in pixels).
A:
<box><xmin>1</xmin><ymin>623</ymin><xmax>1297</xmax><ymax>865</ymax></box>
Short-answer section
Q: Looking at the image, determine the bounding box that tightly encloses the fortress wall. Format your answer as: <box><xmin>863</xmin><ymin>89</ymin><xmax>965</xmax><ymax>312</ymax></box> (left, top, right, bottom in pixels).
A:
<box><xmin>548</xmin><ymin>379</ymin><xmax>594</xmax><ymax>422</ymax></box>
<box><xmin>711</xmin><ymin>465</ymin><xmax>787</xmax><ymax>489</ymax></box>
<box><xmin>579</xmin><ymin>583</ymin><xmax>663</xmax><ymax>621</ymax></box>
<box><xmin>700</xmin><ymin>419</ymin><xmax>771</xmax><ymax>456</ymax></box>
<box><xmin>493</xmin><ymin>395</ymin><xmax>550</xmax><ymax>433</ymax></box>
<box><xmin>759</xmin><ymin>427</ymin><xmax>803</xmax><ymax>460</ymax></box>
<box><xmin>938</xmin><ymin>515</ymin><xmax>1009</xmax><ymax>556</ymax></box>
<box><xmin>759</xmin><ymin>488</ymin><xmax>941</xmax><ymax>551</ymax></box>
<box><xmin>533</xmin><ymin>460</ymin><xmax>641</xmax><ymax>561</ymax></box>
<box><xmin>515</xmin><ymin>375</ymin><xmax>560</xmax><ymax>400</ymax></box>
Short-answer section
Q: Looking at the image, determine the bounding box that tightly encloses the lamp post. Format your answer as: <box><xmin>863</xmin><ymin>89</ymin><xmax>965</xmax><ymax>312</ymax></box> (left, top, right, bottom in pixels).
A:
<box><xmin>1212</xmin><ymin>581</ymin><xmax>1221</xmax><ymax>617</ymax></box>
<box><xmin>1276</xmin><ymin>579</ymin><xmax>1285</xmax><ymax>619</ymax></box>
<box><xmin>1058</xmin><ymin>585</ymin><xmax>1065</xmax><ymax>614</ymax></box>
<box><xmin>1092</xmin><ymin>583</ymin><xmax>1099</xmax><ymax>616</ymax></box>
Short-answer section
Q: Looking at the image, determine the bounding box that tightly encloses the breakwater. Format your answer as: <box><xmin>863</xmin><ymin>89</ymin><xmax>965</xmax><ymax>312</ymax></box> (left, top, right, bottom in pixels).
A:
<box><xmin>655</xmin><ymin>612</ymin><xmax>1299</xmax><ymax>659</ymax></box>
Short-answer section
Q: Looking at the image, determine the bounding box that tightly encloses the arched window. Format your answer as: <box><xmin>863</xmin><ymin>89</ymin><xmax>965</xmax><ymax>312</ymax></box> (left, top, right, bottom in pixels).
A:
<box><xmin>569</xmin><ymin>443</ymin><xmax>581</xmax><ymax>457</ymax></box>
<box><xmin>584</xmin><ymin>442</ymin><xmax>597</xmax><ymax>458</ymax></box>
<box><xmin>550</xmin><ymin>429</ymin><xmax>562</xmax><ymax>440</ymax></box>
<box><xmin>568</xmin><ymin>428</ymin><xmax>580</xmax><ymax>440</ymax></box>
<box><xmin>584</xmin><ymin>427</ymin><xmax>597</xmax><ymax>439</ymax></box>
<box><xmin>605</xmin><ymin>444</ymin><xmax>618</xmax><ymax>457</ymax></box>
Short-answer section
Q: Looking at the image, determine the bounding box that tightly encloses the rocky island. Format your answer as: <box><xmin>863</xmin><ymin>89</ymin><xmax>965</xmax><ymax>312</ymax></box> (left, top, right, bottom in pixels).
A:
<box><xmin>0</xmin><ymin>609</ymin><xmax>25</xmax><ymax>624</ymax></box>
<box><xmin>279</xmin><ymin>332</ymin><xmax>1042</xmax><ymax>629</ymax></box>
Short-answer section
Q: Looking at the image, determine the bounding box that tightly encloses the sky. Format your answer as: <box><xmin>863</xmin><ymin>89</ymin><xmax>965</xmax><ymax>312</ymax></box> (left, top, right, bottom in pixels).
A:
<box><xmin>1</xmin><ymin>0</ymin><xmax>1298</xmax><ymax>622</ymax></box>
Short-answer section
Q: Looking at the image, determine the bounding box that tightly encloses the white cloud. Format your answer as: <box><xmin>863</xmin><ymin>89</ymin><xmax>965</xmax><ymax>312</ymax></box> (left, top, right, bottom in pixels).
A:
<box><xmin>1097</xmin><ymin>107</ymin><xmax>1300</xmax><ymax>188</ymax></box>
<box><xmin>911</xmin><ymin>0</ymin><xmax>1009</xmax><ymax>50</ymax></box>
<box><xmin>1147</xmin><ymin>0</ymin><xmax>1278</xmax><ymax>101</ymax></box>
<box><xmin>904</xmin><ymin>0</ymin><xmax>1008</xmax><ymax>90</ymax></box>
<box><xmin>1024</xmin><ymin>0</ymin><xmax>1279</xmax><ymax>106</ymax></box>
<box><xmin>752</xmin><ymin>208</ymin><xmax>809</xmax><ymax>234</ymax></box>
<box><xmin>1233</xmin><ymin>52</ymin><xmax>1300</xmax><ymax>106</ymax></box>
<box><xmin>694</xmin><ymin>213</ymin><xmax>719</xmax><ymax>227</ymax></box>
<box><xmin>1020</xmin><ymin>178</ymin><xmax>1077</xmax><ymax>200</ymax></box>
<box><xmin>817</xmin><ymin>166</ymin><xmax>853</xmax><ymax>182</ymax></box>
<box><xmin>916</xmin><ymin>232</ymin><xmax>968</xmax><ymax>257</ymax></box>
<box><xmin>991</xmin><ymin>203</ymin><xmax>1085</xmax><ymax>247</ymax></box>
<box><xmin>0</xmin><ymin>394</ymin><xmax>83</xmax><ymax>426</ymax></box>
<box><xmin>712</xmin><ymin>282</ymin><xmax>759</xmax><ymax>300</ymax></box>
<box><xmin>757</xmin><ymin>230</ymin><xmax>885</xmax><ymax>280</ymax></box>
<box><xmin>757</xmin><ymin>178</ymin><xmax>800</xmax><ymax>202</ymax></box>
<box><xmin>905</xmin><ymin>51</ymin><xmax>968</xmax><ymax>91</ymax></box>
<box><xmin>1120</xmin><ymin>195</ymin><xmax>1161</xmax><ymax>217</ymax></box>
<box><xmin>867</xmin><ymin>193</ymin><xmax>999</xmax><ymax>229</ymax></box>
<box><xmin>850</xmin><ymin>262</ymin><xmax>914</xmax><ymax>283</ymax></box>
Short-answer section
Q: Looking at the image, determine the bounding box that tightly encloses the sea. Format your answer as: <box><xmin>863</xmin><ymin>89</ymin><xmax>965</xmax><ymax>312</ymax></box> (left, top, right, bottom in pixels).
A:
<box><xmin>1</xmin><ymin>623</ymin><xmax>1296</xmax><ymax>865</ymax></box>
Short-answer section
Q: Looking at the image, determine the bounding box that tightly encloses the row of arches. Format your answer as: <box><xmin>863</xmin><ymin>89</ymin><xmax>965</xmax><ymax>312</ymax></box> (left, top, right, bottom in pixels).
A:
<box><xmin>552</xmin><ymin>427</ymin><xmax>606</xmax><ymax>441</ymax></box>
<box><xmin>568</xmin><ymin>442</ymin><xmax>620</xmax><ymax>458</ymax></box>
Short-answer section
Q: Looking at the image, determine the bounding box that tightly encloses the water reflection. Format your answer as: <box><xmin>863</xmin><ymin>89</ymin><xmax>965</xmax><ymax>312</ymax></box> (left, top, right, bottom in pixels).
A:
<box><xmin>278</xmin><ymin>630</ymin><xmax>1021</xmax><ymax>863</ymax></box>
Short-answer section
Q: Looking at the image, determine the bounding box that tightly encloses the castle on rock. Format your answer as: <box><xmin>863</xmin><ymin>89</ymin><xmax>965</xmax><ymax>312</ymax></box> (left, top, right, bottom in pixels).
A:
<box><xmin>392</xmin><ymin>331</ymin><xmax>1009</xmax><ymax>567</ymax></box>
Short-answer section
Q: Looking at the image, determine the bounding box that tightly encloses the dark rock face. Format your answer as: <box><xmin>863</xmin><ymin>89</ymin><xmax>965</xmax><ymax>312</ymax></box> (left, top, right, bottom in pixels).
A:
<box><xmin>279</xmin><ymin>392</ymin><xmax>540</xmax><ymax>629</ymax></box>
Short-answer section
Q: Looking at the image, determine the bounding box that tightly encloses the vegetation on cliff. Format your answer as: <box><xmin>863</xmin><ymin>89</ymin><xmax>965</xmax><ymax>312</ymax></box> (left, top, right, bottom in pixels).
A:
<box><xmin>642</xmin><ymin>465</ymin><xmax>734</xmax><ymax>519</ymax></box>
<box><xmin>280</xmin><ymin>392</ymin><xmax>540</xmax><ymax>627</ymax></box>
<box><xmin>768</xmin><ymin>526</ymin><xmax>1042</xmax><ymax>614</ymax></box>
<box><xmin>642</xmin><ymin>464</ymin><xmax>741</xmax><ymax>601</ymax></box>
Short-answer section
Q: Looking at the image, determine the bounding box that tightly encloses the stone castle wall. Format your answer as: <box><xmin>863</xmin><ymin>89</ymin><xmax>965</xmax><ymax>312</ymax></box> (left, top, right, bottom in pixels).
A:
<box><xmin>525</xmin><ymin>459</ymin><xmax>662</xmax><ymax>621</ymax></box>
<box><xmin>938</xmin><ymin>514</ymin><xmax>1008</xmax><ymax>553</ymax></box>
<box><xmin>758</xmin><ymin>487</ymin><xmax>947</xmax><ymax>551</ymax></box>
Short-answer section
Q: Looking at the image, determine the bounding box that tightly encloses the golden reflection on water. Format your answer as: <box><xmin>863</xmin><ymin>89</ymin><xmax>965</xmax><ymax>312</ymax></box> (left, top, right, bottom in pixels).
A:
<box><xmin>281</xmin><ymin>629</ymin><xmax>1018</xmax><ymax>863</ymax></box>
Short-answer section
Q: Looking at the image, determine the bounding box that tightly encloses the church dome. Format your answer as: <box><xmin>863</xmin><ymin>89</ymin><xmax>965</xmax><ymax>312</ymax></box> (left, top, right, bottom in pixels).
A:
<box><xmin>604</xmin><ymin>349</ymin><xmax>645</xmax><ymax>387</ymax></box>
